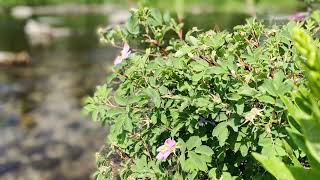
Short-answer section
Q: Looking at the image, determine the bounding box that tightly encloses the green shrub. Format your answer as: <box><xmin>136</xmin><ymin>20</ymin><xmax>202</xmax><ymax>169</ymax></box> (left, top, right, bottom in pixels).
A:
<box><xmin>253</xmin><ymin>22</ymin><xmax>320</xmax><ymax>180</ymax></box>
<box><xmin>84</xmin><ymin>8</ymin><xmax>317</xmax><ymax>179</ymax></box>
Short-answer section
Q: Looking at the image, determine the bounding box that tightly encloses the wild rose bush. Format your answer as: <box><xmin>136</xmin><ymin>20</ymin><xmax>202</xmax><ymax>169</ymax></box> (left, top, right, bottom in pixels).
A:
<box><xmin>84</xmin><ymin>8</ymin><xmax>319</xmax><ymax>179</ymax></box>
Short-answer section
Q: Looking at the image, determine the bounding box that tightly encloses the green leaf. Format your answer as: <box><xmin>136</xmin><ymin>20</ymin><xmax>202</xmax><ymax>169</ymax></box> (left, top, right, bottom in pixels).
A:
<box><xmin>186</xmin><ymin>171</ymin><xmax>198</xmax><ymax>180</ymax></box>
<box><xmin>125</xmin><ymin>15</ymin><xmax>139</xmax><ymax>35</ymax></box>
<box><xmin>151</xmin><ymin>113</ymin><xmax>157</xmax><ymax>124</ymax></box>
<box><xmin>212</xmin><ymin>122</ymin><xmax>229</xmax><ymax>146</ymax></box>
<box><xmin>190</xmin><ymin>60</ymin><xmax>209</xmax><ymax>72</ymax></box>
<box><xmin>300</xmin><ymin>117</ymin><xmax>320</xmax><ymax>164</ymax></box>
<box><xmin>208</xmin><ymin>33</ymin><xmax>225</xmax><ymax>49</ymax></box>
<box><xmin>192</xmin><ymin>72</ymin><xmax>205</xmax><ymax>83</ymax></box>
<box><xmin>171</xmin><ymin>123</ymin><xmax>184</xmax><ymax>136</ymax></box>
<box><xmin>235</xmin><ymin>103</ymin><xmax>244</xmax><ymax>115</ymax></box>
<box><xmin>252</xmin><ymin>153</ymin><xmax>294</xmax><ymax>180</ymax></box>
<box><xmin>273</xmin><ymin>71</ymin><xmax>285</xmax><ymax>89</ymax></box>
<box><xmin>186</xmin><ymin>136</ymin><xmax>202</xmax><ymax>150</ymax></box>
<box><xmin>240</xmin><ymin>145</ymin><xmax>248</xmax><ymax>156</ymax></box>
<box><xmin>238</xmin><ymin>85</ymin><xmax>258</xmax><ymax>96</ymax></box>
<box><xmin>179</xmin><ymin>100</ymin><xmax>190</xmax><ymax>112</ymax></box>
<box><xmin>175</xmin><ymin>46</ymin><xmax>195</xmax><ymax>58</ymax></box>
<box><xmin>221</xmin><ymin>172</ymin><xmax>236</xmax><ymax>180</ymax></box>
<box><xmin>161</xmin><ymin>113</ymin><xmax>168</xmax><ymax>125</ymax></box>
<box><xmin>257</xmin><ymin>95</ymin><xmax>275</xmax><ymax>104</ymax></box>
<box><xmin>287</xmin><ymin>129</ymin><xmax>320</xmax><ymax>169</ymax></box>
<box><xmin>206</xmin><ymin>66</ymin><xmax>227</xmax><ymax>75</ymax></box>
<box><xmin>114</xmin><ymin>92</ymin><xmax>127</xmax><ymax>106</ymax></box>
<box><xmin>208</xmin><ymin>168</ymin><xmax>217</xmax><ymax>179</ymax></box>
<box><xmin>149</xmin><ymin>8</ymin><xmax>163</xmax><ymax>26</ymax></box>
<box><xmin>178</xmin><ymin>138</ymin><xmax>186</xmax><ymax>154</ymax></box>
<box><xmin>288</xmin><ymin>166</ymin><xmax>320</xmax><ymax>179</ymax></box>
<box><xmin>261</xmin><ymin>80</ymin><xmax>277</xmax><ymax>97</ymax></box>
<box><xmin>282</xmin><ymin>139</ymin><xmax>302</xmax><ymax>167</ymax></box>
<box><xmin>144</xmin><ymin>87</ymin><xmax>161</xmax><ymax>108</ymax></box>
<box><xmin>188</xmin><ymin>151</ymin><xmax>208</xmax><ymax>171</ymax></box>
<box><xmin>195</xmin><ymin>145</ymin><xmax>214</xmax><ymax>156</ymax></box>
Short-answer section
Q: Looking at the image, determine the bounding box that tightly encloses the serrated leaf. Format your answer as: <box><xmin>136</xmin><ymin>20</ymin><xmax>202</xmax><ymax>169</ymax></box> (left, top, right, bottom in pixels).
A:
<box><xmin>175</xmin><ymin>46</ymin><xmax>195</xmax><ymax>58</ymax></box>
<box><xmin>150</xmin><ymin>8</ymin><xmax>163</xmax><ymax>26</ymax></box>
<box><xmin>195</xmin><ymin>145</ymin><xmax>214</xmax><ymax>156</ymax></box>
<box><xmin>186</xmin><ymin>136</ymin><xmax>202</xmax><ymax>150</ymax></box>
<box><xmin>240</xmin><ymin>144</ymin><xmax>248</xmax><ymax>156</ymax></box>
<box><xmin>208</xmin><ymin>168</ymin><xmax>217</xmax><ymax>179</ymax></box>
<box><xmin>235</xmin><ymin>103</ymin><xmax>244</xmax><ymax>115</ymax></box>
<box><xmin>114</xmin><ymin>92</ymin><xmax>127</xmax><ymax>106</ymax></box>
<box><xmin>257</xmin><ymin>95</ymin><xmax>275</xmax><ymax>104</ymax></box>
<box><xmin>212</xmin><ymin>122</ymin><xmax>229</xmax><ymax>146</ymax></box>
<box><xmin>261</xmin><ymin>80</ymin><xmax>277</xmax><ymax>97</ymax></box>
<box><xmin>207</xmin><ymin>66</ymin><xmax>228</xmax><ymax>75</ymax></box>
<box><xmin>171</xmin><ymin>123</ymin><xmax>184</xmax><ymax>136</ymax></box>
<box><xmin>190</xmin><ymin>60</ymin><xmax>209</xmax><ymax>72</ymax></box>
<box><xmin>144</xmin><ymin>87</ymin><xmax>161</xmax><ymax>108</ymax></box>
<box><xmin>179</xmin><ymin>100</ymin><xmax>190</xmax><ymax>112</ymax></box>
<box><xmin>160</xmin><ymin>113</ymin><xmax>167</xmax><ymax>124</ymax></box>
<box><xmin>125</xmin><ymin>15</ymin><xmax>139</xmax><ymax>35</ymax></box>
<box><xmin>151</xmin><ymin>113</ymin><xmax>157</xmax><ymax>124</ymax></box>
<box><xmin>238</xmin><ymin>85</ymin><xmax>258</xmax><ymax>96</ymax></box>
<box><xmin>188</xmin><ymin>151</ymin><xmax>208</xmax><ymax>171</ymax></box>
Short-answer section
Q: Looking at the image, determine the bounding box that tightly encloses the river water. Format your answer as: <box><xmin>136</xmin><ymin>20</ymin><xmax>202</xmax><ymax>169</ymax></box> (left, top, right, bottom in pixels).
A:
<box><xmin>0</xmin><ymin>14</ymin><xmax>117</xmax><ymax>180</ymax></box>
<box><xmin>0</xmin><ymin>6</ymin><xmax>300</xmax><ymax>180</ymax></box>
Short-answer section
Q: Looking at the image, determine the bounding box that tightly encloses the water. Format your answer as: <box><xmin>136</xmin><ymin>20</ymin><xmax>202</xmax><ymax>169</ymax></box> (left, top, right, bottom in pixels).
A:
<box><xmin>0</xmin><ymin>14</ymin><xmax>115</xmax><ymax>180</ymax></box>
<box><xmin>0</xmin><ymin>8</ymin><xmax>298</xmax><ymax>179</ymax></box>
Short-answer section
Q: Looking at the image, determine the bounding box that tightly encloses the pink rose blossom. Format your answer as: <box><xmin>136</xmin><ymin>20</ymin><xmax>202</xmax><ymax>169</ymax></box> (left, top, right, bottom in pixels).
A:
<box><xmin>114</xmin><ymin>43</ymin><xmax>131</xmax><ymax>65</ymax></box>
<box><xmin>156</xmin><ymin>138</ymin><xmax>176</xmax><ymax>161</ymax></box>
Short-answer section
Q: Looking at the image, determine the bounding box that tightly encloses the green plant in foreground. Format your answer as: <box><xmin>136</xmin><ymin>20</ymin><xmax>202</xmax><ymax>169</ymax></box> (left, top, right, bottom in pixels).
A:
<box><xmin>253</xmin><ymin>26</ymin><xmax>320</xmax><ymax>180</ymax></box>
<box><xmin>84</xmin><ymin>7</ymin><xmax>319</xmax><ymax>179</ymax></box>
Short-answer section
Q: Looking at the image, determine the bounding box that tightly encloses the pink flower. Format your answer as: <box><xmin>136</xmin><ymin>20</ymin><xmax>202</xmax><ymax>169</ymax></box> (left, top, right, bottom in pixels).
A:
<box><xmin>156</xmin><ymin>138</ymin><xmax>176</xmax><ymax>161</ymax></box>
<box><xmin>114</xmin><ymin>43</ymin><xmax>131</xmax><ymax>65</ymax></box>
<box><xmin>289</xmin><ymin>12</ymin><xmax>307</xmax><ymax>21</ymax></box>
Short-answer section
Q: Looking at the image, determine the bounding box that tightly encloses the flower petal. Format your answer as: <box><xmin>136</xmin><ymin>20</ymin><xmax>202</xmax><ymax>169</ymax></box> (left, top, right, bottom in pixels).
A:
<box><xmin>165</xmin><ymin>138</ymin><xmax>176</xmax><ymax>147</ymax></box>
<box><xmin>157</xmin><ymin>145</ymin><xmax>165</xmax><ymax>152</ymax></box>
<box><xmin>122</xmin><ymin>43</ymin><xmax>130</xmax><ymax>54</ymax></box>
<box><xmin>161</xmin><ymin>151</ymin><xmax>171</xmax><ymax>160</ymax></box>
<box><xmin>122</xmin><ymin>50</ymin><xmax>131</xmax><ymax>60</ymax></box>
<box><xmin>114</xmin><ymin>56</ymin><xmax>122</xmax><ymax>65</ymax></box>
<box><xmin>156</xmin><ymin>152</ymin><xmax>164</xmax><ymax>160</ymax></box>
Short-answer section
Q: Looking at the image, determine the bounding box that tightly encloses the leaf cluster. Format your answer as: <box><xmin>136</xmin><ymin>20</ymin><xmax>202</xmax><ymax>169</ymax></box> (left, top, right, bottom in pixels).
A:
<box><xmin>253</xmin><ymin>17</ymin><xmax>320</xmax><ymax>180</ymax></box>
<box><xmin>84</xmin><ymin>8</ymin><xmax>318</xmax><ymax>179</ymax></box>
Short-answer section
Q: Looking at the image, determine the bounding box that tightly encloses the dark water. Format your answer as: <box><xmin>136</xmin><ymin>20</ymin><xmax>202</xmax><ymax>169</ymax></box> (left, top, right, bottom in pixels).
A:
<box><xmin>0</xmin><ymin>8</ymin><xmax>296</xmax><ymax>179</ymax></box>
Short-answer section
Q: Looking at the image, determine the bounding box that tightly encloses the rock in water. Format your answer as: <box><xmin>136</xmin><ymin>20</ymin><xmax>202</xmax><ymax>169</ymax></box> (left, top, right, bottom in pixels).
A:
<box><xmin>11</xmin><ymin>6</ymin><xmax>33</xmax><ymax>19</ymax></box>
<box><xmin>25</xmin><ymin>20</ymin><xmax>71</xmax><ymax>46</ymax></box>
<box><xmin>0</xmin><ymin>51</ymin><xmax>31</xmax><ymax>65</ymax></box>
